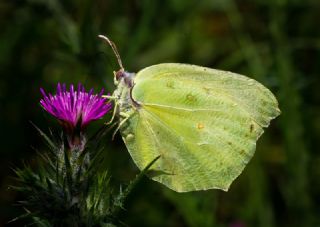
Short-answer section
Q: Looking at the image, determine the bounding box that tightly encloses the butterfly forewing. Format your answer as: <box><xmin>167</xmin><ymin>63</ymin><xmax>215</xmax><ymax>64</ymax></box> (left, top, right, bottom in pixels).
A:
<box><xmin>133</xmin><ymin>63</ymin><xmax>280</xmax><ymax>127</ymax></box>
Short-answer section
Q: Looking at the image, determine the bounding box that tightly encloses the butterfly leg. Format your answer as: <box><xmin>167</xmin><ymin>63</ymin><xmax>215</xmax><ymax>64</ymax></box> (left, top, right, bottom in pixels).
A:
<box><xmin>112</xmin><ymin>112</ymin><xmax>132</xmax><ymax>140</ymax></box>
<box><xmin>105</xmin><ymin>100</ymin><xmax>119</xmax><ymax>125</ymax></box>
<box><xmin>102</xmin><ymin>95</ymin><xmax>116</xmax><ymax>100</ymax></box>
<box><xmin>102</xmin><ymin>92</ymin><xmax>119</xmax><ymax>125</ymax></box>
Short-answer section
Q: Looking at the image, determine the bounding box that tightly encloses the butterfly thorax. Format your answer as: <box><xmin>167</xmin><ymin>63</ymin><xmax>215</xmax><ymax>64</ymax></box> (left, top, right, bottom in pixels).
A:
<box><xmin>114</xmin><ymin>70</ymin><xmax>140</xmax><ymax>114</ymax></box>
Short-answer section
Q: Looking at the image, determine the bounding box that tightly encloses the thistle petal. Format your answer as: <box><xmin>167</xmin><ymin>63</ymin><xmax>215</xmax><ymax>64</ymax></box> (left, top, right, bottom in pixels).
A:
<box><xmin>40</xmin><ymin>83</ymin><xmax>112</xmax><ymax>131</ymax></box>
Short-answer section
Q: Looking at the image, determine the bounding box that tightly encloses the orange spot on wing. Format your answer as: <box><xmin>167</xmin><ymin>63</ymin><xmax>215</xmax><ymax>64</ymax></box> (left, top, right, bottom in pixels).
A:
<box><xmin>197</xmin><ymin>123</ymin><xmax>204</xmax><ymax>129</ymax></box>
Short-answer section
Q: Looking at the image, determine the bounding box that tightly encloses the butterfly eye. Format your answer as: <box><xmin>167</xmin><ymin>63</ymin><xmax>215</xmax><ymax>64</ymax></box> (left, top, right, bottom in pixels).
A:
<box><xmin>115</xmin><ymin>70</ymin><xmax>124</xmax><ymax>81</ymax></box>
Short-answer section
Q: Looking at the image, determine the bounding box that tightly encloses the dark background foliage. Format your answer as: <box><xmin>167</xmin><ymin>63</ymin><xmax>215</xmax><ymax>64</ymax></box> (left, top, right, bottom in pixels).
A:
<box><xmin>1</xmin><ymin>0</ymin><xmax>319</xmax><ymax>226</ymax></box>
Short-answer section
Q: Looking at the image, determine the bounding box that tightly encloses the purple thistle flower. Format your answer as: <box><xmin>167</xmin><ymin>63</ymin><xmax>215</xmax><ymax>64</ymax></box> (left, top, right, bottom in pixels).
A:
<box><xmin>40</xmin><ymin>83</ymin><xmax>112</xmax><ymax>132</ymax></box>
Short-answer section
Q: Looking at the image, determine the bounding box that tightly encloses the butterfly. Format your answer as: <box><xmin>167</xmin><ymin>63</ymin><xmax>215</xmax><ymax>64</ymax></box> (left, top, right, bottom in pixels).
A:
<box><xmin>99</xmin><ymin>35</ymin><xmax>280</xmax><ymax>192</ymax></box>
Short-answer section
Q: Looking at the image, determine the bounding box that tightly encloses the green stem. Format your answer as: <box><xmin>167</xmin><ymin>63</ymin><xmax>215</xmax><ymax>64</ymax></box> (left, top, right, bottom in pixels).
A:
<box><xmin>63</xmin><ymin>148</ymin><xmax>73</xmax><ymax>198</ymax></box>
<box><xmin>110</xmin><ymin>155</ymin><xmax>161</xmax><ymax>217</ymax></box>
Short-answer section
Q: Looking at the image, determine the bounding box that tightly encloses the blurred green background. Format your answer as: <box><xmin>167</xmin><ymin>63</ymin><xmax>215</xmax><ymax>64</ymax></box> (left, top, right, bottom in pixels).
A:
<box><xmin>1</xmin><ymin>0</ymin><xmax>319</xmax><ymax>226</ymax></box>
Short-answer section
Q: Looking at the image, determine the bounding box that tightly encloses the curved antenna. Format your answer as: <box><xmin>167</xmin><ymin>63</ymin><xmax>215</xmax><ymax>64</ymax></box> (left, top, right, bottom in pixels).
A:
<box><xmin>98</xmin><ymin>35</ymin><xmax>124</xmax><ymax>71</ymax></box>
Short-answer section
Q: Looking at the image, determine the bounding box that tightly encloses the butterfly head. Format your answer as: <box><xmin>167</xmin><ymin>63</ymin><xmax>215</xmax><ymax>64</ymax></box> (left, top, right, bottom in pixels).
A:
<box><xmin>114</xmin><ymin>70</ymin><xmax>135</xmax><ymax>88</ymax></box>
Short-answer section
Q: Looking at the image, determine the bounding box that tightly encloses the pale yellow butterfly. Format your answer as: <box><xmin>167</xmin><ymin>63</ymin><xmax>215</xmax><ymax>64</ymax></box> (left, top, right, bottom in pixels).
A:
<box><xmin>100</xmin><ymin>35</ymin><xmax>280</xmax><ymax>192</ymax></box>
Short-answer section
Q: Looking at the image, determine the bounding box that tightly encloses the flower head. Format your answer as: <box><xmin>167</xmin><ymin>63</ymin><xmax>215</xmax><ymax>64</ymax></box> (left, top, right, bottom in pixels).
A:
<box><xmin>40</xmin><ymin>83</ymin><xmax>112</xmax><ymax>132</ymax></box>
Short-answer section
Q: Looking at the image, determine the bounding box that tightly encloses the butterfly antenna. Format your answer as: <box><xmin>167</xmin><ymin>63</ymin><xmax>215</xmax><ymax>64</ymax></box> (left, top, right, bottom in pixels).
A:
<box><xmin>98</xmin><ymin>35</ymin><xmax>124</xmax><ymax>71</ymax></box>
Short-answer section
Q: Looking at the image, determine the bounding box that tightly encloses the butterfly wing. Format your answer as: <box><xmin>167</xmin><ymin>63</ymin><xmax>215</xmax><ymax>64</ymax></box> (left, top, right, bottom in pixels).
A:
<box><xmin>120</xmin><ymin>63</ymin><xmax>280</xmax><ymax>192</ymax></box>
